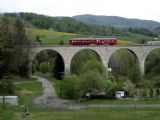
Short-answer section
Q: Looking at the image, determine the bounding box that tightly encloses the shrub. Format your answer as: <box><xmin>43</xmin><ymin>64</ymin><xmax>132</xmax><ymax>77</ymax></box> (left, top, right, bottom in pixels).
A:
<box><xmin>0</xmin><ymin>79</ymin><xmax>15</xmax><ymax>95</ymax></box>
<box><xmin>39</xmin><ymin>62</ymin><xmax>49</xmax><ymax>73</ymax></box>
<box><xmin>59</xmin><ymin>40</ymin><xmax>64</xmax><ymax>45</ymax></box>
<box><xmin>155</xmin><ymin>89</ymin><xmax>160</xmax><ymax>97</ymax></box>
<box><xmin>149</xmin><ymin>89</ymin><xmax>154</xmax><ymax>97</ymax></box>
<box><xmin>80</xmin><ymin>59</ymin><xmax>107</xmax><ymax>80</ymax></box>
<box><xmin>80</xmin><ymin>70</ymin><xmax>105</xmax><ymax>96</ymax></box>
<box><xmin>61</xmin><ymin>75</ymin><xmax>82</xmax><ymax>99</ymax></box>
<box><xmin>103</xmin><ymin>80</ymin><xmax>116</xmax><ymax>98</ymax></box>
<box><xmin>127</xmin><ymin>66</ymin><xmax>140</xmax><ymax>85</ymax></box>
<box><xmin>142</xmin><ymin>89</ymin><xmax>149</xmax><ymax>97</ymax></box>
<box><xmin>103</xmin><ymin>77</ymin><xmax>128</xmax><ymax>98</ymax></box>
<box><xmin>123</xmin><ymin>80</ymin><xmax>135</xmax><ymax>97</ymax></box>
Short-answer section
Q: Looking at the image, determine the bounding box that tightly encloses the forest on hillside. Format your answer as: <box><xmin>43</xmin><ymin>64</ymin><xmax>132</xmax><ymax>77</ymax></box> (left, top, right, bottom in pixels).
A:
<box><xmin>3</xmin><ymin>12</ymin><xmax>159</xmax><ymax>44</ymax></box>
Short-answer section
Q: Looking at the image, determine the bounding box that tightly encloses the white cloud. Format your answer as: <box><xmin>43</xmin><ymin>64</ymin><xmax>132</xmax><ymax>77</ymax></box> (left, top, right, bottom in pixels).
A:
<box><xmin>0</xmin><ymin>0</ymin><xmax>160</xmax><ymax>22</ymax></box>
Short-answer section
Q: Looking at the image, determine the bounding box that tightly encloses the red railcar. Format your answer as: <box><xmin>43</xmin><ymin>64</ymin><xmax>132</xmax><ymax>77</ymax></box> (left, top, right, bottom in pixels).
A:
<box><xmin>69</xmin><ymin>38</ymin><xmax>117</xmax><ymax>45</ymax></box>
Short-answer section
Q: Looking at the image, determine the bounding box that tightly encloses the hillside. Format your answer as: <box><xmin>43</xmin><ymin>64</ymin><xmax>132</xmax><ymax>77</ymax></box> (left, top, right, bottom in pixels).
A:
<box><xmin>154</xmin><ymin>27</ymin><xmax>160</xmax><ymax>34</ymax></box>
<box><xmin>28</xmin><ymin>28</ymin><xmax>138</xmax><ymax>45</ymax></box>
<box><xmin>0</xmin><ymin>12</ymin><xmax>159</xmax><ymax>44</ymax></box>
<box><xmin>73</xmin><ymin>14</ymin><xmax>160</xmax><ymax>29</ymax></box>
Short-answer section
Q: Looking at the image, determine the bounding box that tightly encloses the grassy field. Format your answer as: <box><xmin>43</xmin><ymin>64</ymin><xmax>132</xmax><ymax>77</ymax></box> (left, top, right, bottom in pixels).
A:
<box><xmin>80</xmin><ymin>98</ymin><xmax>160</xmax><ymax>105</ymax></box>
<box><xmin>1</xmin><ymin>107</ymin><xmax>160</xmax><ymax>120</ymax></box>
<box><xmin>15</xmin><ymin>108</ymin><xmax>160</xmax><ymax>120</ymax></box>
<box><xmin>117</xmin><ymin>33</ymin><xmax>153</xmax><ymax>43</ymax></box>
<box><xmin>117</xmin><ymin>39</ymin><xmax>139</xmax><ymax>45</ymax></box>
<box><xmin>0</xmin><ymin>78</ymin><xmax>43</xmax><ymax>120</ymax></box>
<box><xmin>1</xmin><ymin>76</ymin><xmax>160</xmax><ymax>120</ymax></box>
<box><xmin>28</xmin><ymin>28</ymin><xmax>139</xmax><ymax>45</ymax></box>
<box><xmin>15</xmin><ymin>81</ymin><xmax>42</xmax><ymax>107</ymax></box>
<box><xmin>28</xmin><ymin>28</ymin><xmax>82</xmax><ymax>45</ymax></box>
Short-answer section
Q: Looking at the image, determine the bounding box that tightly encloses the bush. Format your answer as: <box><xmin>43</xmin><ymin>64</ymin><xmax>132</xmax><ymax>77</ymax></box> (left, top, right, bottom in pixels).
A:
<box><xmin>140</xmin><ymin>78</ymin><xmax>154</xmax><ymax>89</ymax></box>
<box><xmin>80</xmin><ymin>59</ymin><xmax>107</xmax><ymax>80</ymax></box>
<box><xmin>71</xmin><ymin>50</ymin><xmax>101</xmax><ymax>75</ymax></box>
<box><xmin>0</xmin><ymin>79</ymin><xmax>15</xmax><ymax>95</ymax></box>
<box><xmin>149</xmin><ymin>89</ymin><xmax>154</xmax><ymax>97</ymax></box>
<box><xmin>127</xmin><ymin>66</ymin><xmax>140</xmax><ymax>85</ymax></box>
<box><xmin>39</xmin><ymin>62</ymin><xmax>49</xmax><ymax>73</ymax></box>
<box><xmin>142</xmin><ymin>89</ymin><xmax>149</xmax><ymax>97</ymax></box>
<box><xmin>59</xmin><ymin>40</ymin><xmax>64</xmax><ymax>45</ymax></box>
<box><xmin>61</xmin><ymin>75</ymin><xmax>82</xmax><ymax>99</ymax></box>
<box><xmin>103</xmin><ymin>80</ymin><xmax>116</xmax><ymax>98</ymax></box>
<box><xmin>103</xmin><ymin>77</ymin><xmax>128</xmax><ymax>98</ymax></box>
<box><xmin>152</xmin><ymin>76</ymin><xmax>160</xmax><ymax>87</ymax></box>
<box><xmin>155</xmin><ymin>89</ymin><xmax>160</xmax><ymax>97</ymax></box>
<box><xmin>80</xmin><ymin>70</ymin><xmax>105</xmax><ymax>96</ymax></box>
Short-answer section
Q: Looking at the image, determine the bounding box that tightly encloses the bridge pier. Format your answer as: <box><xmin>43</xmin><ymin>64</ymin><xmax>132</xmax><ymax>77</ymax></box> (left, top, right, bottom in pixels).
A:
<box><xmin>139</xmin><ymin>59</ymin><xmax>145</xmax><ymax>76</ymax></box>
<box><xmin>64</xmin><ymin>63</ymin><xmax>70</xmax><ymax>75</ymax></box>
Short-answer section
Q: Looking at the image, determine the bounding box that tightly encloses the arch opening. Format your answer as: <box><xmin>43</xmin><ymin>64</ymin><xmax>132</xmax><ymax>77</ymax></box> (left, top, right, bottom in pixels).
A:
<box><xmin>145</xmin><ymin>48</ymin><xmax>160</xmax><ymax>77</ymax></box>
<box><xmin>108</xmin><ymin>48</ymin><xmax>140</xmax><ymax>83</ymax></box>
<box><xmin>70</xmin><ymin>49</ymin><xmax>102</xmax><ymax>75</ymax></box>
<box><xmin>32</xmin><ymin>49</ymin><xmax>64</xmax><ymax>79</ymax></box>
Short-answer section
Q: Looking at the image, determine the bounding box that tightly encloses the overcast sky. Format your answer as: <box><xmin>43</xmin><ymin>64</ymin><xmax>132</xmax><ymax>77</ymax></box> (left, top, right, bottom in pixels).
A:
<box><xmin>0</xmin><ymin>0</ymin><xmax>160</xmax><ymax>22</ymax></box>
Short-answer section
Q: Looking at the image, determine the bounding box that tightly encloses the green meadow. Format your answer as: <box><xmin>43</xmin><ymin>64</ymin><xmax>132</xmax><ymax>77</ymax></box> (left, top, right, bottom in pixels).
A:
<box><xmin>1</xmin><ymin>77</ymin><xmax>160</xmax><ymax>120</ymax></box>
<box><xmin>28</xmin><ymin>28</ymin><xmax>139</xmax><ymax>45</ymax></box>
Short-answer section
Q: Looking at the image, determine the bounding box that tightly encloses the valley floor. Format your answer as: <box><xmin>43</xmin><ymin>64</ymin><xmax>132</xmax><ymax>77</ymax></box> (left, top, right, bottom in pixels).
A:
<box><xmin>1</xmin><ymin>76</ymin><xmax>160</xmax><ymax>120</ymax></box>
<box><xmin>32</xmin><ymin>76</ymin><xmax>160</xmax><ymax>109</ymax></box>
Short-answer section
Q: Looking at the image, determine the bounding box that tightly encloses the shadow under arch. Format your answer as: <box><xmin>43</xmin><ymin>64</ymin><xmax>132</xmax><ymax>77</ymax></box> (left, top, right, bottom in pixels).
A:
<box><xmin>145</xmin><ymin>48</ymin><xmax>160</xmax><ymax>75</ymax></box>
<box><xmin>108</xmin><ymin>48</ymin><xmax>140</xmax><ymax>77</ymax></box>
<box><xmin>32</xmin><ymin>49</ymin><xmax>65</xmax><ymax>79</ymax></box>
<box><xmin>70</xmin><ymin>48</ymin><xmax>102</xmax><ymax>75</ymax></box>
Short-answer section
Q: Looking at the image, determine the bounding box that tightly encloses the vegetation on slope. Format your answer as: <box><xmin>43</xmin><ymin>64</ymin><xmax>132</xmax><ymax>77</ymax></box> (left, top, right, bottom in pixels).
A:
<box><xmin>29</xmin><ymin>28</ymin><xmax>139</xmax><ymax>45</ymax></box>
<box><xmin>73</xmin><ymin>14</ymin><xmax>160</xmax><ymax>29</ymax></box>
<box><xmin>3</xmin><ymin>12</ymin><xmax>158</xmax><ymax>44</ymax></box>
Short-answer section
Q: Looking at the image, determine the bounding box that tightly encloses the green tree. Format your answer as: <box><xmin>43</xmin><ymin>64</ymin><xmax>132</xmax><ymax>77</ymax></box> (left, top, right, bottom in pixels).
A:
<box><xmin>61</xmin><ymin>75</ymin><xmax>82</xmax><ymax>99</ymax></box>
<box><xmin>149</xmin><ymin>89</ymin><xmax>154</xmax><ymax>97</ymax></box>
<box><xmin>11</xmin><ymin>18</ymin><xmax>31</xmax><ymax>77</ymax></box>
<box><xmin>80</xmin><ymin>59</ymin><xmax>107</xmax><ymax>80</ymax></box>
<box><xmin>155</xmin><ymin>89</ymin><xmax>160</xmax><ymax>97</ymax></box>
<box><xmin>0</xmin><ymin>79</ymin><xmax>15</xmax><ymax>95</ymax></box>
<box><xmin>0</xmin><ymin>16</ymin><xmax>13</xmax><ymax>78</ymax></box>
<box><xmin>71</xmin><ymin>49</ymin><xmax>101</xmax><ymax>75</ymax></box>
<box><xmin>80</xmin><ymin>70</ymin><xmax>105</xmax><ymax>96</ymax></box>
<box><xmin>39</xmin><ymin>62</ymin><xmax>49</xmax><ymax>73</ymax></box>
<box><xmin>0</xmin><ymin>17</ymin><xmax>32</xmax><ymax>77</ymax></box>
<box><xmin>145</xmin><ymin>49</ymin><xmax>160</xmax><ymax>76</ymax></box>
<box><xmin>103</xmin><ymin>79</ymin><xmax>116</xmax><ymax>98</ymax></box>
<box><xmin>59</xmin><ymin>40</ymin><xmax>64</xmax><ymax>45</ymax></box>
<box><xmin>0</xmin><ymin>22</ymin><xmax>3</xmax><ymax>78</ymax></box>
<box><xmin>127</xmin><ymin>66</ymin><xmax>140</xmax><ymax>85</ymax></box>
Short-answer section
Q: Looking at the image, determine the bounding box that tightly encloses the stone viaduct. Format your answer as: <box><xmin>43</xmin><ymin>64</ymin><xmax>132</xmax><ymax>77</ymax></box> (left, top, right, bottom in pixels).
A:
<box><xmin>29</xmin><ymin>45</ymin><xmax>160</xmax><ymax>76</ymax></box>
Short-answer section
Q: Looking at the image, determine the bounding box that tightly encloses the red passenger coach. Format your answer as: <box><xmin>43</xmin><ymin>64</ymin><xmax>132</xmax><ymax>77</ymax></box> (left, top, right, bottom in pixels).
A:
<box><xmin>69</xmin><ymin>38</ymin><xmax>117</xmax><ymax>45</ymax></box>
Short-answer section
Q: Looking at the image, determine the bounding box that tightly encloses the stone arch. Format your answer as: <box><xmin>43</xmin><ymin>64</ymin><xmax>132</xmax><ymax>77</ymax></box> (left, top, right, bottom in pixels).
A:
<box><xmin>30</xmin><ymin>48</ymin><xmax>65</xmax><ymax>79</ymax></box>
<box><xmin>70</xmin><ymin>48</ymin><xmax>103</xmax><ymax>74</ymax></box>
<box><xmin>107</xmin><ymin>48</ymin><xmax>140</xmax><ymax>76</ymax></box>
<box><xmin>144</xmin><ymin>47</ymin><xmax>160</xmax><ymax>74</ymax></box>
<box><xmin>144</xmin><ymin>47</ymin><xmax>160</xmax><ymax>63</ymax></box>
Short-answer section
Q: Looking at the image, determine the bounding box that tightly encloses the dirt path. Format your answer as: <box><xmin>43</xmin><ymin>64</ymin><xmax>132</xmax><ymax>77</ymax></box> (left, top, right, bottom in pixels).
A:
<box><xmin>32</xmin><ymin>76</ymin><xmax>75</xmax><ymax>108</ymax></box>
<box><xmin>32</xmin><ymin>76</ymin><xmax>160</xmax><ymax>109</ymax></box>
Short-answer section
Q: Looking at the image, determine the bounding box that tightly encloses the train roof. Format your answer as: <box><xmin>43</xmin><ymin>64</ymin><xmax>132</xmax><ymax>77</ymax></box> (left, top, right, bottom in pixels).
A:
<box><xmin>70</xmin><ymin>38</ymin><xmax>117</xmax><ymax>40</ymax></box>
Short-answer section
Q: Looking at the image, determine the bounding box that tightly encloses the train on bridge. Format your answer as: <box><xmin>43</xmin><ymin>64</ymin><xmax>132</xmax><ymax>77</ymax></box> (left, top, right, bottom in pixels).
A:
<box><xmin>69</xmin><ymin>38</ymin><xmax>117</xmax><ymax>45</ymax></box>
